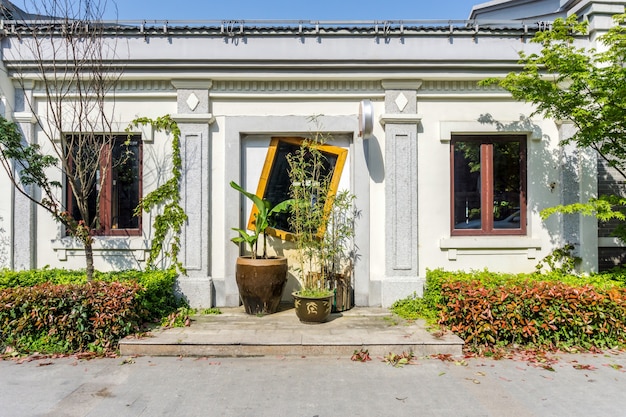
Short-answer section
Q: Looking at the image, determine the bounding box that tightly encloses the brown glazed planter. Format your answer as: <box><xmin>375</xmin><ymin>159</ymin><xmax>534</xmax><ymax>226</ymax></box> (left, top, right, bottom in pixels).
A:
<box><xmin>292</xmin><ymin>292</ymin><xmax>333</xmax><ymax>323</ymax></box>
<box><xmin>235</xmin><ymin>256</ymin><xmax>288</xmax><ymax>315</ymax></box>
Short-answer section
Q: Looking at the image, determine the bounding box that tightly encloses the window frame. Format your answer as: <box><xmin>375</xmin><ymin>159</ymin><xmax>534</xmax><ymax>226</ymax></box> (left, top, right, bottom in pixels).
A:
<box><xmin>450</xmin><ymin>134</ymin><xmax>527</xmax><ymax>236</ymax></box>
<box><xmin>66</xmin><ymin>134</ymin><xmax>143</xmax><ymax>237</ymax></box>
<box><xmin>248</xmin><ymin>136</ymin><xmax>348</xmax><ymax>240</ymax></box>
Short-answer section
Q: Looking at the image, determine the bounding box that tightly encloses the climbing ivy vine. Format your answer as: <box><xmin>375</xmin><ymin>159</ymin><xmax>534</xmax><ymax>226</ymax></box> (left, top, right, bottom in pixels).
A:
<box><xmin>126</xmin><ymin>115</ymin><xmax>187</xmax><ymax>274</ymax></box>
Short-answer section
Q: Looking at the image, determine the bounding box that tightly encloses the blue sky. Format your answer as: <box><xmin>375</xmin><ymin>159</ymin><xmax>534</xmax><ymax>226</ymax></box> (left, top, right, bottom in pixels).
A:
<box><xmin>102</xmin><ymin>0</ymin><xmax>482</xmax><ymax>21</ymax></box>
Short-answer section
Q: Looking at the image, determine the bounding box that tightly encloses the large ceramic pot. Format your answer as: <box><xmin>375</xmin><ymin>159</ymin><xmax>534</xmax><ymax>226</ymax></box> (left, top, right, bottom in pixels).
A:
<box><xmin>235</xmin><ymin>256</ymin><xmax>288</xmax><ymax>315</ymax></box>
<box><xmin>292</xmin><ymin>291</ymin><xmax>334</xmax><ymax>323</ymax></box>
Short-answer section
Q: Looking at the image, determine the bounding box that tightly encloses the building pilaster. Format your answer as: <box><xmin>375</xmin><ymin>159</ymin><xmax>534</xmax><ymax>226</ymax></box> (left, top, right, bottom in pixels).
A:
<box><xmin>171</xmin><ymin>79</ymin><xmax>215</xmax><ymax>307</ymax></box>
<box><xmin>380</xmin><ymin>80</ymin><xmax>423</xmax><ymax>306</ymax></box>
<box><xmin>11</xmin><ymin>83</ymin><xmax>37</xmax><ymax>271</ymax></box>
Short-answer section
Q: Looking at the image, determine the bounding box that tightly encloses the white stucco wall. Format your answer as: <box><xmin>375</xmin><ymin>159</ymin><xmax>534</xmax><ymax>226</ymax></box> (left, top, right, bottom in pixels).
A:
<box><xmin>1</xmin><ymin>6</ymin><xmax>619</xmax><ymax>306</ymax></box>
<box><xmin>28</xmin><ymin>94</ymin><xmax>177</xmax><ymax>271</ymax></box>
<box><xmin>0</xmin><ymin>76</ymin><xmax>581</xmax><ymax>306</ymax></box>
<box><xmin>417</xmin><ymin>97</ymin><xmax>562</xmax><ymax>275</ymax></box>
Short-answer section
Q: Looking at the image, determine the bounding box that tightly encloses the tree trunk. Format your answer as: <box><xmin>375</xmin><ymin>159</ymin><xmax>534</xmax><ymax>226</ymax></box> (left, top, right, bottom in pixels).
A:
<box><xmin>85</xmin><ymin>240</ymin><xmax>95</xmax><ymax>282</ymax></box>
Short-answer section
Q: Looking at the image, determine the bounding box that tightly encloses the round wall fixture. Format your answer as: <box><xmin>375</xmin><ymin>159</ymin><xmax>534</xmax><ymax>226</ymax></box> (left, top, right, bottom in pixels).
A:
<box><xmin>359</xmin><ymin>99</ymin><xmax>374</xmax><ymax>138</ymax></box>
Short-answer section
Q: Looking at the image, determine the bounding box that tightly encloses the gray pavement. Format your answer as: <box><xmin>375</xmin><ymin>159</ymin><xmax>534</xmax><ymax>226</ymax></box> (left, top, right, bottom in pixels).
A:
<box><xmin>2</xmin><ymin>350</ymin><xmax>626</xmax><ymax>417</ymax></box>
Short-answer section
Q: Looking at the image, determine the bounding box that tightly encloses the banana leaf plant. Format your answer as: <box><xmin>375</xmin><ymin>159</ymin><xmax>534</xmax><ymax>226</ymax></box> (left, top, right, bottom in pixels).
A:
<box><xmin>230</xmin><ymin>181</ymin><xmax>293</xmax><ymax>259</ymax></box>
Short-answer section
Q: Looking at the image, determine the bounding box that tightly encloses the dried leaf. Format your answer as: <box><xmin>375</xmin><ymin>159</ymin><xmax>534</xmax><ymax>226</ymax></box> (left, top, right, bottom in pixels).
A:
<box><xmin>573</xmin><ymin>364</ymin><xmax>596</xmax><ymax>371</ymax></box>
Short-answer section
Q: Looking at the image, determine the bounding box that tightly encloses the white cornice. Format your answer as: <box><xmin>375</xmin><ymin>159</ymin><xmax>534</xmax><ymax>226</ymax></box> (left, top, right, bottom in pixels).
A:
<box><xmin>171</xmin><ymin>80</ymin><xmax>214</xmax><ymax>89</ymax></box>
<box><xmin>11</xmin><ymin>112</ymin><xmax>36</xmax><ymax>123</ymax></box>
<box><xmin>379</xmin><ymin>114</ymin><xmax>422</xmax><ymax>126</ymax></box>
<box><xmin>27</xmin><ymin>79</ymin><xmax>509</xmax><ymax>98</ymax></box>
<box><xmin>171</xmin><ymin>113</ymin><xmax>216</xmax><ymax>124</ymax></box>
<box><xmin>211</xmin><ymin>79</ymin><xmax>382</xmax><ymax>94</ymax></box>
<box><xmin>381</xmin><ymin>80</ymin><xmax>423</xmax><ymax>90</ymax></box>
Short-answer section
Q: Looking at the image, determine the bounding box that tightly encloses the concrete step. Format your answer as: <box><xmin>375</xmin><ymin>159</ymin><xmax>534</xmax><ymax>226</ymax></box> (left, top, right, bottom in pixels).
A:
<box><xmin>119</xmin><ymin>307</ymin><xmax>464</xmax><ymax>358</ymax></box>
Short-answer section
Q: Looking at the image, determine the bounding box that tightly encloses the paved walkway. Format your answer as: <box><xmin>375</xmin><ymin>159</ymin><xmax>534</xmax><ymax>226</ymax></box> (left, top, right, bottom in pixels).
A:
<box><xmin>2</xmin><ymin>351</ymin><xmax>626</xmax><ymax>417</ymax></box>
<box><xmin>119</xmin><ymin>306</ymin><xmax>464</xmax><ymax>357</ymax></box>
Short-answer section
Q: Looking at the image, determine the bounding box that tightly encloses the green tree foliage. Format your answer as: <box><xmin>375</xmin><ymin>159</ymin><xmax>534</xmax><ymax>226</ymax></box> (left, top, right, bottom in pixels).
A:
<box><xmin>483</xmin><ymin>14</ymin><xmax>626</xmax><ymax>241</ymax></box>
<box><xmin>0</xmin><ymin>0</ymin><xmax>122</xmax><ymax>281</ymax></box>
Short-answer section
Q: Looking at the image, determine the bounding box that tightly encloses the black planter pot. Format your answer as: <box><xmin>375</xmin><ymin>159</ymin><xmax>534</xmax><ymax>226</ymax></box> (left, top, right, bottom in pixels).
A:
<box><xmin>292</xmin><ymin>291</ymin><xmax>333</xmax><ymax>323</ymax></box>
<box><xmin>235</xmin><ymin>256</ymin><xmax>288</xmax><ymax>315</ymax></box>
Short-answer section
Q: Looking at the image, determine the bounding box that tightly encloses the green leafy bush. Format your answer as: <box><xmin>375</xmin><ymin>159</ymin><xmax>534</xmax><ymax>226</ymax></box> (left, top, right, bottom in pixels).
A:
<box><xmin>0</xmin><ymin>269</ymin><xmax>181</xmax><ymax>354</ymax></box>
<box><xmin>392</xmin><ymin>269</ymin><xmax>626</xmax><ymax>351</ymax></box>
<box><xmin>440</xmin><ymin>280</ymin><xmax>626</xmax><ymax>350</ymax></box>
<box><xmin>0</xmin><ymin>269</ymin><xmax>180</xmax><ymax>320</ymax></box>
<box><xmin>391</xmin><ymin>293</ymin><xmax>438</xmax><ymax>324</ymax></box>
<box><xmin>0</xmin><ymin>268</ymin><xmax>88</xmax><ymax>288</ymax></box>
<box><xmin>0</xmin><ymin>281</ymin><xmax>145</xmax><ymax>353</ymax></box>
<box><xmin>97</xmin><ymin>270</ymin><xmax>180</xmax><ymax>320</ymax></box>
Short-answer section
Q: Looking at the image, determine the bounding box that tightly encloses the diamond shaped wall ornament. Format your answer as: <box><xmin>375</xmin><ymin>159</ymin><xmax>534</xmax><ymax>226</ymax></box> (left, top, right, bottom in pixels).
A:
<box><xmin>395</xmin><ymin>93</ymin><xmax>408</xmax><ymax>112</ymax></box>
<box><xmin>186</xmin><ymin>92</ymin><xmax>200</xmax><ymax>111</ymax></box>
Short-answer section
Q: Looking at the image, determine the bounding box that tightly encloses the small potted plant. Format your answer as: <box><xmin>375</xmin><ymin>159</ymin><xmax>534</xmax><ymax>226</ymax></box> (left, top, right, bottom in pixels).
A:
<box><xmin>287</xmin><ymin>136</ymin><xmax>338</xmax><ymax>323</ymax></box>
<box><xmin>230</xmin><ymin>181</ymin><xmax>292</xmax><ymax>315</ymax></box>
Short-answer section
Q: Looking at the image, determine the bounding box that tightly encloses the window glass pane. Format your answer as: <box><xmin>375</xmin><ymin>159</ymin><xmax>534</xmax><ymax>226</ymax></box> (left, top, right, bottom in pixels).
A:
<box><xmin>453</xmin><ymin>141</ymin><xmax>482</xmax><ymax>229</ymax></box>
<box><xmin>266</xmin><ymin>141</ymin><xmax>338</xmax><ymax>234</ymax></box>
<box><xmin>493</xmin><ymin>140</ymin><xmax>521</xmax><ymax>230</ymax></box>
<box><xmin>111</xmin><ymin>138</ymin><xmax>140</xmax><ymax>229</ymax></box>
<box><xmin>67</xmin><ymin>135</ymin><xmax>99</xmax><ymax>228</ymax></box>
<box><xmin>251</xmin><ymin>137</ymin><xmax>346</xmax><ymax>238</ymax></box>
<box><xmin>70</xmin><ymin>179</ymin><xmax>98</xmax><ymax>227</ymax></box>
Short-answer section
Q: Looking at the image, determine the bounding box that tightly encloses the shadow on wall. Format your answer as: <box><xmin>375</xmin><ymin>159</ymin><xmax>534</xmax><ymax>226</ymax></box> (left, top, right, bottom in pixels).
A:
<box><xmin>98</xmin><ymin>238</ymin><xmax>147</xmax><ymax>271</ymax></box>
<box><xmin>478</xmin><ymin>113</ymin><xmax>566</xmax><ymax>248</ymax></box>
<box><xmin>0</xmin><ymin>216</ymin><xmax>8</xmax><ymax>268</ymax></box>
<box><xmin>366</xmin><ymin>134</ymin><xmax>385</xmax><ymax>184</ymax></box>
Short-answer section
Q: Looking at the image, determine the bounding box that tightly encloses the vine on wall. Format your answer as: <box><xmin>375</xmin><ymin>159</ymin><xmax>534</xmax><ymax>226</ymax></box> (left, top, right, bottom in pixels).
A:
<box><xmin>127</xmin><ymin>115</ymin><xmax>187</xmax><ymax>274</ymax></box>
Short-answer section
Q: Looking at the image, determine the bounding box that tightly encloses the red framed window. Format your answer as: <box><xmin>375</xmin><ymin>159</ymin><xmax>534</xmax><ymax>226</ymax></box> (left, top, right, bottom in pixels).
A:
<box><xmin>66</xmin><ymin>135</ymin><xmax>142</xmax><ymax>236</ymax></box>
<box><xmin>451</xmin><ymin>135</ymin><xmax>527</xmax><ymax>236</ymax></box>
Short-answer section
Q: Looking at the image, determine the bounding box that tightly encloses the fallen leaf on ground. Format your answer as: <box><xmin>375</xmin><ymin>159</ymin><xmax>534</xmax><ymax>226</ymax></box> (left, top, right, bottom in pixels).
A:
<box><xmin>573</xmin><ymin>364</ymin><xmax>596</xmax><ymax>370</ymax></box>
<box><xmin>431</xmin><ymin>353</ymin><xmax>454</xmax><ymax>362</ymax></box>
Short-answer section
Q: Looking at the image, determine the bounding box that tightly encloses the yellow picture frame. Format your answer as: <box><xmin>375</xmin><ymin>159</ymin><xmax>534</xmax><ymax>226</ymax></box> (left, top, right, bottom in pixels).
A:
<box><xmin>247</xmin><ymin>136</ymin><xmax>348</xmax><ymax>240</ymax></box>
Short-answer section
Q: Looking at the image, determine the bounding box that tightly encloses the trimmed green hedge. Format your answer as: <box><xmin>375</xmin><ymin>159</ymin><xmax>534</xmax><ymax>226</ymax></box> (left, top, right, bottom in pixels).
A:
<box><xmin>0</xmin><ymin>269</ymin><xmax>181</xmax><ymax>354</ymax></box>
<box><xmin>0</xmin><ymin>269</ymin><xmax>179</xmax><ymax>320</ymax></box>
<box><xmin>392</xmin><ymin>269</ymin><xmax>626</xmax><ymax>351</ymax></box>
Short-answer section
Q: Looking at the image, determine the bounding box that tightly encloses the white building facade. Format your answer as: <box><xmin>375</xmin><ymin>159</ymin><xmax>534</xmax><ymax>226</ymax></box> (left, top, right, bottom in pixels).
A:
<box><xmin>0</xmin><ymin>0</ymin><xmax>624</xmax><ymax>307</ymax></box>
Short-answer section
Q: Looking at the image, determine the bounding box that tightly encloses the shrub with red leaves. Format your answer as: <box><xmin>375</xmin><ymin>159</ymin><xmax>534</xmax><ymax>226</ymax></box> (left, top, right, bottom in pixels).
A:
<box><xmin>0</xmin><ymin>281</ymin><xmax>146</xmax><ymax>354</ymax></box>
<box><xmin>439</xmin><ymin>280</ymin><xmax>626</xmax><ymax>350</ymax></box>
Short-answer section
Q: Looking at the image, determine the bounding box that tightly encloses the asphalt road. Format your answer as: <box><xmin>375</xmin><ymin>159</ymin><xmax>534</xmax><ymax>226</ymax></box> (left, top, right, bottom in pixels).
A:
<box><xmin>1</xmin><ymin>351</ymin><xmax>625</xmax><ymax>417</ymax></box>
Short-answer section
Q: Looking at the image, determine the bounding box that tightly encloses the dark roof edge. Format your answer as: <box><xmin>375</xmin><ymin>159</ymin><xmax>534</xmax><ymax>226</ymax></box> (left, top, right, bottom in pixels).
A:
<box><xmin>0</xmin><ymin>18</ymin><xmax>553</xmax><ymax>35</ymax></box>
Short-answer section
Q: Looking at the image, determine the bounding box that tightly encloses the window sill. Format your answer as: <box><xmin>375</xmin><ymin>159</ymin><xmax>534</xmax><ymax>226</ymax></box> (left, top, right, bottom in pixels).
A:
<box><xmin>51</xmin><ymin>237</ymin><xmax>150</xmax><ymax>261</ymax></box>
<box><xmin>439</xmin><ymin>236</ymin><xmax>542</xmax><ymax>260</ymax></box>
<box><xmin>598</xmin><ymin>237</ymin><xmax>625</xmax><ymax>248</ymax></box>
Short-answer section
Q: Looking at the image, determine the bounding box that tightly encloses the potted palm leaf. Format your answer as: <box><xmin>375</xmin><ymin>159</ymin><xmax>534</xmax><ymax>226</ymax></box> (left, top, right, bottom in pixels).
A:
<box><xmin>230</xmin><ymin>181</ymin><xmax>292</xmax><ymax>315</ymax></box>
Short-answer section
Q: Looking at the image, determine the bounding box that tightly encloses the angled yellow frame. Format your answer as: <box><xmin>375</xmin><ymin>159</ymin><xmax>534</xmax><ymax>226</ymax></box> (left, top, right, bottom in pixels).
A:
<box><xmin>248</xmin><ymin>136</ymin><xmax>348</xmax><ymax>240</ymax></box>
